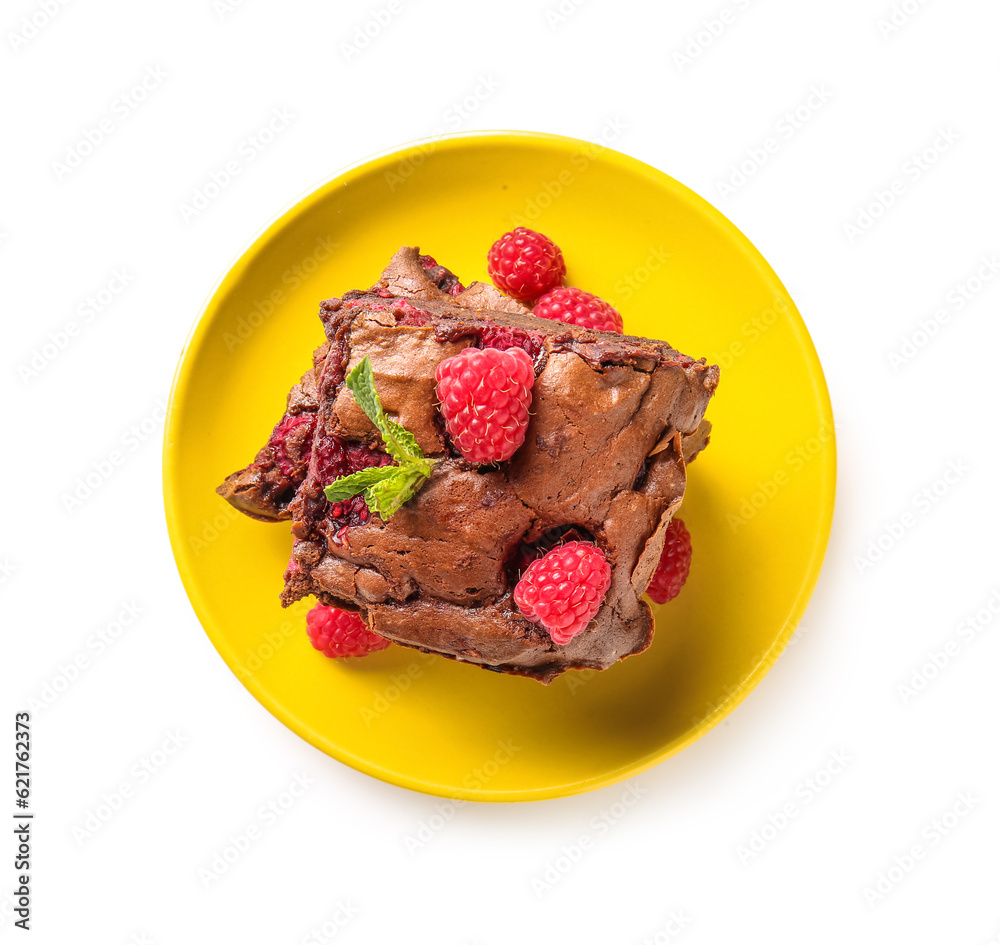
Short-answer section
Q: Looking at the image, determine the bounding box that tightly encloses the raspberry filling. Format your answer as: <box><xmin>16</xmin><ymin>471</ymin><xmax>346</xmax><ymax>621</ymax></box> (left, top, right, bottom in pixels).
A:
<box><xmin>312</xmin><ymin>435</ymin><xmax>393</xmax><ymax>543</ymax></box>
<box><xmin>381</xmin><ymin>291</ymin><xmax>544</xmax><ymax>359</ymax></box>
<box><xmin>268</xmin><ymin>413</ymin><xmax>317</xmax><ymax>477</ymax></box>
<box><xmin>433</xmin><ymin>322</ymin><xmax>546</xmax><ymax>361</ymax></box>
<box><xmin>419</xmin><ymin>254</ymin><xmax>465</xmax><ymax>295</ymax></box>
<box><xmin>340</xmin><ymin>298</ymin><xmax>433</xmax><ymax>327</ymax></box>
<box><xmin>475</xmin><ymin>323</ymin><xmax>546</xmax><ymax>359</ymax></box>
<box><xmin>391</xmin><ymin>299</ymin><xmax>432</xmax><ymax>327</ymax></box>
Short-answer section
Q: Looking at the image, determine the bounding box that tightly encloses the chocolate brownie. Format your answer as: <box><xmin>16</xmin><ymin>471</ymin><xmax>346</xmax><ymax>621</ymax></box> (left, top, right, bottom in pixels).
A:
<box><xmin>231</xmin><ymin>252</ymin><xmax>720</xmax><ymax>682</ymax></box>
<box><xmin>219</xmin><ymin>248</ymin><xmax>718</xmax><ymax>682</ymax></box>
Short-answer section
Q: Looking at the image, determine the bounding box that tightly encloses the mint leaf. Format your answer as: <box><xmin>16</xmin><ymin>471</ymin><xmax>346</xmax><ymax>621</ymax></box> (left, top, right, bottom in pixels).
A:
<box><xmin>382</xmin><ymin>417</ymin><xmax>426</xmax><ymax>467</ymax></box>
<box><xmin>325</xmin><ymin>356</ymin><xmax>435</xmax><ymax>520</ymax></box>
<box><xmin>345</xmin><ymin>357</ymin><xmax>428</xmax><ymax>467</ymax></box>
<box><xmin>364</xmin><ymin>468</ymin><xmax>411</xmax><ymax>519</ymax></box>
<box><xmin>344</xmin><ymin>357</ymin><xmax>385</xmax><ymax>433</ymax></box>
<box><xmin>365</xmin><ymin>465</ymin><xmax>429</xmax><ymax>519</ymax></box>
<box><xmin>324</xmin><ymin>466</ymin><xmax>399</xmax><ymax>503</ymax></box>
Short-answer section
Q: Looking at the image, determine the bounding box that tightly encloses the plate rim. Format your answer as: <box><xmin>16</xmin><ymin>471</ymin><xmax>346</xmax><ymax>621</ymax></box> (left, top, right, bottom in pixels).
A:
<box><xmin>162</xmin><ymin>129</ymin><xmax>837</xmax><ymax>803</ymax></box>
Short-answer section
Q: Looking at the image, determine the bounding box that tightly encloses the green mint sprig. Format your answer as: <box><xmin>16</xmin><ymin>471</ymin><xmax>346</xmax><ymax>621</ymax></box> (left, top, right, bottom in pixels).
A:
<box><xmin>323</xmin><ymin>356</ymin><xmax>435</xmax><ymax>520</ymax></box>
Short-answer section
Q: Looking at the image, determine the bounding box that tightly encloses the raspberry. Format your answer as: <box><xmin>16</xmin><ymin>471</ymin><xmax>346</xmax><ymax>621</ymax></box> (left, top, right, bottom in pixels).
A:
<box><xmin>435</xmin><ymin>346</ymin><xmax>534</xmax><ymax>463</ymax></box>
<box><xmin>533</xmin><ymin>287</ymin><xmax>623</xmax><ymax>334</ymax></box>
<box><xmin>513</xmin><ymin>541</ymin><xmax>612</xmax><ymax>645</ymax></box>
<box><xmin>487</xmin><ymin>227</ymin><xmax>566</xmax><ymax>302</ymax></box>
<box><xmin>646</xmin><ymin>518</ymin><xmax>692</xmax><ymax>604</ymax></box>
<box><xmin>306</xmin><ymin>603</ymin><xmax>390</xmax><ymax>658</ymax></box>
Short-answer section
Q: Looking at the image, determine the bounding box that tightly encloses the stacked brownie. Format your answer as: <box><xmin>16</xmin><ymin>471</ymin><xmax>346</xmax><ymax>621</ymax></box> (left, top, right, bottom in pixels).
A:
<box><xmin>218</xmin><ymin>248</ymin><xmax>718</xmax><ymax>682</ymax></box>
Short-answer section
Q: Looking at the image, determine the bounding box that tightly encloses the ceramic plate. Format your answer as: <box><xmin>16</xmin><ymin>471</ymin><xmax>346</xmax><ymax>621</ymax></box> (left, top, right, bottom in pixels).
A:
<box><xmin>163</xmin><ymin>131</ymin><xmax>835</xmax><ymax>801</ymax></box>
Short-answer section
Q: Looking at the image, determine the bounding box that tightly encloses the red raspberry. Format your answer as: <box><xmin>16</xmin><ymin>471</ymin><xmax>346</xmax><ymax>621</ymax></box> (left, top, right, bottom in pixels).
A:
<box><xmin>646</xmin><ymin>518</ymin><xmax>692</xmax><ymax>604</ymax></box>
<box><xmin>487</xmin><ymin>227</ymin><xmax>566</xmax><ymax>302</ymax></box>
<box><xmin>533</xmin><ymin>287</ymin><xmax>623</xmax><ymax>333</ymax></box>
<box><xmin>435</xmin><ymin>346</ymin><xmax>534</xmax><ymax>463</ymax></box>
<box><xmin>306</xmin><ymin>603</ymin><xmax>390</xmax><ymax>658</ymax></box>
<box><xmin>513</xmin><ymin>541</ymin><xmax>612</xmax><ymax>645</ymax></box>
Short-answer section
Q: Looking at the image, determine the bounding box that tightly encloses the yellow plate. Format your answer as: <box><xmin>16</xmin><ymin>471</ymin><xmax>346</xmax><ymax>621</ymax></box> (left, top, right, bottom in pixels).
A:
<box><xmin>164</xmin><ymin>131</ymin><xmax>835</xmax><ymax>802</ymax></box>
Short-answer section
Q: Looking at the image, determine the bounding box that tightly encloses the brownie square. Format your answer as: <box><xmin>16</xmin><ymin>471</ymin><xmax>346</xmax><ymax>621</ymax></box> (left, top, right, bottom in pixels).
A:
<box><xmin>223</xmin><ymin>248</ymin><xmax>719</xmax><ymax>682</ymax></box>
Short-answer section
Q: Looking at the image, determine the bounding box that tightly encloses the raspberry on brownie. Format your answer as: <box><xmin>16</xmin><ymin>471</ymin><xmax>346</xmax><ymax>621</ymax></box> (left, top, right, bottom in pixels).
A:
<box><xmin>514</xmin><ymin>541</ymin><xmax>612</xmax><ymax>645</ymax></box>
<box><xmin>218</xmin><ymin>247</ymin><xmax>718</xmax><ymax>683</ymax></box>
<box><xmin>436</xmin><ymin>346</ymin><xmax>535</xmax><ymax>464</ymax></box>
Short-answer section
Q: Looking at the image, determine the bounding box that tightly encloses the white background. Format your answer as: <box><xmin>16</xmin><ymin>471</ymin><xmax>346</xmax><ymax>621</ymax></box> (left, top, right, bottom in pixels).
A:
<box><xmin>3</xmin><ymin>0</ymin><xmax>999</xmax><ymax>941</ymax></box>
